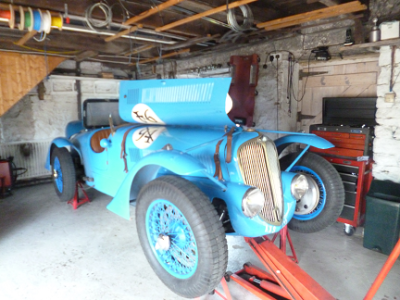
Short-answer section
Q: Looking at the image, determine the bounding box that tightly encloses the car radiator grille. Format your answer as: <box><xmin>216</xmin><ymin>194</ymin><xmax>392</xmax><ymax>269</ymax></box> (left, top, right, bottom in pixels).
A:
<box><xmin>238</xmin><ymin>137</ymin><xmax>283</xmax><ymax>225</ymax></box>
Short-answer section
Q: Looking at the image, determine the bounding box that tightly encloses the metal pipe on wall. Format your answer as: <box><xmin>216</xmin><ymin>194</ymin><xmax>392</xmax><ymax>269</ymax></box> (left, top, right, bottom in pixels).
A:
<box><xmin>61</xmin><ymin>24</ymin><xmax>176</xmax><ymax>45</ymax></box>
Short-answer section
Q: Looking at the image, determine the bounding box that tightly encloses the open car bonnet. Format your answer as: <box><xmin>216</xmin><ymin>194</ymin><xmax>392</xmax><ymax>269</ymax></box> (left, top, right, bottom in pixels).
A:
<box><xmin>119</xmin><ymin>78</ymin><xmax>236</xmax><ymax>127</ymax></box>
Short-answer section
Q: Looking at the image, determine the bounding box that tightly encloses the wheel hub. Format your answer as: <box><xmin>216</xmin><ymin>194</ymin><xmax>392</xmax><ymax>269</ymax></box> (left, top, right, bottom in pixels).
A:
<box><xmin>295</xmin><ymin>174</ymin><xmax>320</xmax><ymax>215</ymax></box>
<box><xmin>155</xmin><ymin>234</ymin><xmax>170</xmax><ymax>251</ymax></box>
<box><xmin>53</xmin><ymin>169</ymin><xmax>58</xmax><ymax>178</ymax></box>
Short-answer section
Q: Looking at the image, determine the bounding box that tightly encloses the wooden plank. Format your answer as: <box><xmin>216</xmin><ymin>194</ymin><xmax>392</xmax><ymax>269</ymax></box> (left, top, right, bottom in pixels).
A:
<box><xmin>300</xmin><ymin>54</ymin><xmax>379</xmax><ymax>67</ymax></box>
<box><xmin>135</xmin><ymin>48</ymin><xmax>190</xmax><ymax>65</ymax></box>
<box><xmin>344</xmin><ymin>61</ymin><xmax>379</xmax><ymax>74</ymax></box>
<box><xmin>104</xmin><ymin>25</ymin><xmax>143</xmax><ymax>42</ymax></box>
<box><xmin>75</xmin><ymin>50</ymin><xmax>99</xmax><ymax>62</ymax></box>
<box><xmin>124</xmin><ymin>0</ymin><xmax>188</xmax><ymax>26</ymax></box>
<box><xmin>257</xmin><ymin>1</ymin><xmax>362</xmax><ymax>28</ymax></box>
<box><xmin>263</xmin><ymin>3</ymin><xmax>367</xmax><ymax>31</ymax></box>
<box><xmin>155</xmin><ymin>0</ymin><xmax>258</xmax><ymax>32</ymax></box>
<box><xmin>0</xmin><ymin>52</ymin><xmax>65</xmax><ymax>117</ymax></box>
<box><xmin>307</xmin><ymin>72</ymin><xmax>377</xmax><ymax>87</ymax></box>
<box><xmin>15</xmin><ymin>30</ymin><xmax>38</xmax><ymax>46</ymax></box>
<box><xmin>123</xmin><ymin>44</ymin><xmax>156</xmax><ymax>57</ymax></box>
<box><xmin>339</xmin><ymin>38</ymin><xmax>400</xmax><ymax>52</ymax></box>
<box><xmin>359</xmin><ymin>84</ymin><xmax>377</xmax><ymax>97</ymax></box>
<box><xmin>337</xmin><ymin>84</ymin><xmax>377</xmax><ymax>97</ymax></box>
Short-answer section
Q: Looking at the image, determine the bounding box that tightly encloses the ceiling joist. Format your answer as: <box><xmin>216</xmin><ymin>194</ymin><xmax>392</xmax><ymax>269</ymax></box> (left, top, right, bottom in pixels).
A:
<box><xmin>104</xmin><ymin>24</ymin><xmax>143</xmax><ymax>42</ymax></box>
<box><xmin>123</xmin><ymin>44</ymin><xmax>157</xmax><ymax>57</ymax></box>
<box><xmin>124</xmin><ymin>0</ymin><xmax>188</xmax><ymax>26</ymax></box>
<box><xmin>257</xmin><ymin>1</ymin><xmax>367</xmax><ymax>31</ymax></box>
<box><xmin>155</xmin><ymin>0</ymin><xmax>259</xmax><ymax>32</ymax></box>
<box><xmin>136</xmin><ymin>48</ymin><xmax>190</xmax><ymax>65</ymax></box>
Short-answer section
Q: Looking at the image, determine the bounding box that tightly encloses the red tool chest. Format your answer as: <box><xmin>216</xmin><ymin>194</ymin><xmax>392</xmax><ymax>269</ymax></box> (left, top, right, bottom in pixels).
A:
<box><xmin>320</xmin><ymin>156</ymin><xmax>373</xmax><ymax>228</ymax></box>
<box><xmin>309</xmin><ymin>125</ymin><xmax>373</xmax><ymax>158</ymax></box>
<box><xmin>0</xmin><ymin>160</ymin><xmax>12</xmax><ymax>197</ymax></box>
<box><xmin>308</xmin><ymin>97</ymin><xmax>377</xmax><ymax>233</ymax></box>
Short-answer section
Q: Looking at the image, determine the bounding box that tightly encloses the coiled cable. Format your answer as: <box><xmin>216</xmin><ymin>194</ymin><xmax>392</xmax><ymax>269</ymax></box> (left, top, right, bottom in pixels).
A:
<box><xmin>227</xmin><ymin>5</ymin><xmax>254</xmax><ymax>32</ymax></box>
<box><xmin>85</xmin><ymin>2</ymin><xmax>113</xmax><ymax>31</ymax></box>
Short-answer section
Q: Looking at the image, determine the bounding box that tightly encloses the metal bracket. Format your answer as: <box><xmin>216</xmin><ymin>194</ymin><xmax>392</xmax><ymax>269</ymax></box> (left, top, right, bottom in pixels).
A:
<box><xmin>299</xmin><ymin>70</ymin><xmax>328</xmax><ymax>79</ymax></box>
<box><xmin>297</xmin><ymin>112</ymin><xmax>316</xmax><ymax>122</ymax></box>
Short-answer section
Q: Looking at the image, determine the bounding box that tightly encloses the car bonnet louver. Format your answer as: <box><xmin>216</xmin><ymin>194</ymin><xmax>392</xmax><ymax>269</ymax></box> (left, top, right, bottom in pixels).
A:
<box><xmin>119</xmin><ymin>78</ymin><xmax>236</xmax><ymax>128</ymax></box>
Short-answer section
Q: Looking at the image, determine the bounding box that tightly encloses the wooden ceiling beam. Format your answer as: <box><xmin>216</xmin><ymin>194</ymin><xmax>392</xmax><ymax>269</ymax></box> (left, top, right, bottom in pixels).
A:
<box><xmin>135</xmin><ymin>48</ymin><xmax>190</xmax><ymax>65</ymax></box>
<box><xmin>123</xmin><ymin>44</ymin><xmax>157</xmax><ymax>57</ymax></box>
<box><xmin>15</xmin><ymin>30</ymin><xmax>38</xmax><ymax>46</ymax></box>
<box><xmin>162</xmin><ymin>34</ymin><xmax>220</xmax><ymax>51</ymax></box>
<box><xmin>155</xmin><ymin>0</ymin><xmax>258</xmax><ymax>32</ymax></box>
<box><xmin>104</xmin><ymin>25</ymin><xmax>143</xmax><ymax>42</ymax></box>
<box><xmin>257</xmin><ymin>1</ymin><xmax>364</xmax><ymax>29</ymax></box>
<box><xmin>124</xmin><ymin>0</ymin><xmax>188</xmax><ymax>26</ymax></box>
<box><xmin>258</xmin><ymin>1</ymin><xmax>367</xmax><ymax>31</ymax></box>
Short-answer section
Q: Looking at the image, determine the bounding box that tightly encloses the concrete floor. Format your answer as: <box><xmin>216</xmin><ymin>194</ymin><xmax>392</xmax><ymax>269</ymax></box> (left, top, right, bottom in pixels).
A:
<box><xmin>0</xmin><ymin>183</ymin><xmax>399</xmax><ymax>300</ymax></box>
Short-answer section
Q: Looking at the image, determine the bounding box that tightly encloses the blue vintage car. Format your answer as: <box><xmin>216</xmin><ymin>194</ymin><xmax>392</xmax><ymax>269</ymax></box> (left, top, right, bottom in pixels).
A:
<box><xmin>45</xmin><ymin>78</ymin><xmax>344</xmax><ymax>298</ymax></box>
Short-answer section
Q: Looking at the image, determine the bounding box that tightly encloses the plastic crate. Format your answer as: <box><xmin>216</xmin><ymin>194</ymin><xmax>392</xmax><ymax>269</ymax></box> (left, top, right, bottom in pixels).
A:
<box><xmin>363</xmin><ymin>180</ymin><xmax>400</xmax><ymax>255</ymax></box>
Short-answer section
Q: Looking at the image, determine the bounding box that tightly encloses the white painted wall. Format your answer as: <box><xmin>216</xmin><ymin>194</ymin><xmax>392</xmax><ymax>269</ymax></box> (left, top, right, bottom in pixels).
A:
<box><xmin>373</xmin><ymin>46</ymin><xmax>400</xmax><ymax>183</ymax></box>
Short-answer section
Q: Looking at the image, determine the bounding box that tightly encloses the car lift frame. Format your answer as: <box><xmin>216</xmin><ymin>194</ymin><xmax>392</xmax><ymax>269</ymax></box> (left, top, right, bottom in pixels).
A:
<box><xmin>210</xmin><ymin>226</ymin><xmax>400</xmax><ymax>300</ymax></box>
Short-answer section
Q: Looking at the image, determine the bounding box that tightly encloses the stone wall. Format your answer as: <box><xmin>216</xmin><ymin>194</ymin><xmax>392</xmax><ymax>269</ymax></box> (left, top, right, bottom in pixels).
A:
<box><xmin>0</xmin><ymin>75</ymin><xmax>120</xmax><ymax>144</ymax></box>
<box><xmin>373</xmin><ymin>46</ymin><xmax>400</xmax><ymax>183</ymax></box>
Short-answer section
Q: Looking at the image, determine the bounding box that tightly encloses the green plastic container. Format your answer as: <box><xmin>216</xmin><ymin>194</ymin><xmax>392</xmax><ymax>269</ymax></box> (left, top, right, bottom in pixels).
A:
<box><xmin>363</xmin><ymin>180</ymin><xmax>400</xmax><ymax>255</ymax></box>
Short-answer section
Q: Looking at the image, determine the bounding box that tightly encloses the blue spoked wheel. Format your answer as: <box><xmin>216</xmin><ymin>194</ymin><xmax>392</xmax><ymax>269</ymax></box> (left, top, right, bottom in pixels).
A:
<box><xmin>280</xmin><ymin>152</ymin><xmax>345</xmax><ymax>233</ymax></box>
<box><xmin>53</xmin><ymin>157</ymin><xmax>63</xmax><ymax>193</ymax></box>
<box><xmin>146</xmin><ymin>199</ymin><xmax>198</xmax><ymax>279</ymax></box>
<box><xmin>136</xmin><ymin>176</ymin><xmax>228</xmax><ymax>298</ymax></box>
<box><xmin>51</xmin><ymin>147</ymin><xmax>76</xmax><ymax>201</ymax></box>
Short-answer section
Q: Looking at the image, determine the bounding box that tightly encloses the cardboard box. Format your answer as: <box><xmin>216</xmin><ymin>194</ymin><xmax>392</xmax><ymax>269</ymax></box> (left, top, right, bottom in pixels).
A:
<box><xmin>380</xmin><ymin>21</ymin><xmax>400</xmax><ymax>40</ymax></box>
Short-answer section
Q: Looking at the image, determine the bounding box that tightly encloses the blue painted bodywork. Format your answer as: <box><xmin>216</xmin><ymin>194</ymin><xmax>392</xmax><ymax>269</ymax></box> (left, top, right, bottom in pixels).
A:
<box><xmin>65</xmin><ymin>120</ymin><xmax>85</xmax><ymax>139</ymax></box>
<box><xmin>46</xmin><ymin>78</ymin><xmax>334</xmax><ymax>238</ymax></box>
<box><xmin>45</xmin><ymin>137</ymin><xmax>82</xmax><ymax>170</ymax></box>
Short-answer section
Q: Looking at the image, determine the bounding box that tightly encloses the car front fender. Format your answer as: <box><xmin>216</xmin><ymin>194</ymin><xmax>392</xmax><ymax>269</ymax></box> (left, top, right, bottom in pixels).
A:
<box><xmin>187</xmin><ymin>176</ymin><xmax>297</xmax><ymax>237</ymax></box>
<box><xmin>274</xmin><ymin>133</ymin><xmax>334</xmax><ymax>153</ymax></box>
<box><xmin>107</xmin><ymin>150</ymin><xmax>225</xmax><ymax>220</ymax></box>
<box><xmin>45</xmin><ymin>137</ymin><xmax>82</xmax><ymax>170</ymax></box>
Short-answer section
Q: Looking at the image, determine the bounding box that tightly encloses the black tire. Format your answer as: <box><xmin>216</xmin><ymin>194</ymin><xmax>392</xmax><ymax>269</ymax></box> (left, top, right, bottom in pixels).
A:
<box><xmin>280</xmin><ymin>152</ymin><xmax>345</xmax><ymax>233</ymax></box>
<box><xmin>136</xmin><ymin>176</ymin><xmax>228</xmax><ymax>298</ymax></box>
<box><xmin>50</xmin><ymin>147</ymin><xmax>76</xmax><ymax>201</ymax></box>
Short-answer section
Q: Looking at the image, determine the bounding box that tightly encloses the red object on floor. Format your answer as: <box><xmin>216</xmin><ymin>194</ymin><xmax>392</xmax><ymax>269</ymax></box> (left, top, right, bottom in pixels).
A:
<box><xmin>195</xmin><ymin>277</ymin><xmax>232</xmax><ymax>300</ymax></box>
<box><xmin>364</xmin><ymin>237</ymin><xmax>400</xmax><ymax>300</ymax></box>
<box><xmin>213</xmin><ymin>277</ymin><xmax>232</xmax><ymax>300</ymax></box>
<box><xmin>242</xmin><ymin>236</ymin><xmax>336</xmax><ymax>300</ymax></box>
<box><xmin>67</xmin><ymin>182</ymin><xmax>90</xmax><ymax>209</ymax></box>
<box><xmin>270</xmin><ymin>225</ymin><xmax>298</xmax><ymax>263</ymax></box>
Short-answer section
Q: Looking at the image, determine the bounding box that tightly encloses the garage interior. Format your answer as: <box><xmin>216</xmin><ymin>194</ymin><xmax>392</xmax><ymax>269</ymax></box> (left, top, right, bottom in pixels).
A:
<box><xmin>0</xmin><ymin>0</ymin><xmax>400</xmax><ymax>299</ymax></box>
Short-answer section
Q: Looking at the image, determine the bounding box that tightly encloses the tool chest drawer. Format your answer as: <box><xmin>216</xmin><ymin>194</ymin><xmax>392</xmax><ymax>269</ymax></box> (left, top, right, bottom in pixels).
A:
<box><xmin>310</xmin><ymin>146</ymin><xmax>364</xmax><ymax>157</ymax></box>
<box><xmin>321</xmin><ymin>156</ymin><xmax>373</xmax><ymax>228</ymax></box>
<box><xmin>309</xmin><ymin>125</ymin><xmax>373</xmax><ymax>158</ymax></box>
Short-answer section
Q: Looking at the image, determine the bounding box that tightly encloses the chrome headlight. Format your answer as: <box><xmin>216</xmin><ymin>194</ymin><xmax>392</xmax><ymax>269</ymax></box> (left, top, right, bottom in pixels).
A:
<box><xmin>242</xmin><ymin>188</ymin><xmax>265</xmax><ymax>218</ymax></box>
<box><xmin>291</xmin><ymin>174</ymin><xmax>309</xmax><ymax>200</ymax></box>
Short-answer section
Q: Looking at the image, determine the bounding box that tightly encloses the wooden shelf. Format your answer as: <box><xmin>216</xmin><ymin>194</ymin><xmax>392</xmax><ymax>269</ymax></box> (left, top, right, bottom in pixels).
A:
<box><xmin>340</xmin><ymin>38</ymin><xmax>400</xmax><ymax>52</ymax></box>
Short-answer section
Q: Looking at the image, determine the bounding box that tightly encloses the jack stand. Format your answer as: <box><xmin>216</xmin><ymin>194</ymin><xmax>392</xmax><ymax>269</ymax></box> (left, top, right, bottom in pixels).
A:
<box><xmin>196</xmin><ymin>277</ymin><xmax>232</xmax><ymax>300</ymax></box>
<box><xmin>270</xmin><ymin>225</ymin><xmax>298</xmax><ymax>263</ymax></box>
<box><xmin>67</xmin><ymin>182</ymin><xmax>90</xmax><ymax>209</ymax></box>
<box><xmin>213</xmin><ymin>277</ymin><xmax>232</xmax><ymax>300</ymax></box>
